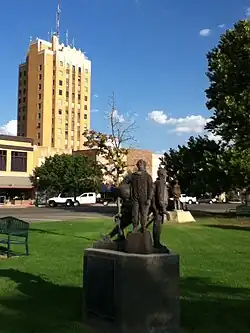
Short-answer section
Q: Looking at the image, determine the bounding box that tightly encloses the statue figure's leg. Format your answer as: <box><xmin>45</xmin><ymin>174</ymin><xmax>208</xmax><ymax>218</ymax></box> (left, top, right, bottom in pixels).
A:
<box><xmin>140</xmin><ymin>201</ymin><xmax>149</xmax><ymax>232</ymax></box>
<box><xmin>153</xmin><ymin>212</ymin><xmax>162</xmax><ymax>248</ymax></box>
<box><xmin>177</xmin><ymin>200</ymin><xmax>181</xmax><ymax>210</ymax></box>
<box><xmin>132</xmin><ymin>200</ymin><xmax>140</xmax><ymax>232</ymax></box>
<box><xmin>174</xmin><ymin>200</ymin><xmax>177</xmax><ymax>210</ymax></box>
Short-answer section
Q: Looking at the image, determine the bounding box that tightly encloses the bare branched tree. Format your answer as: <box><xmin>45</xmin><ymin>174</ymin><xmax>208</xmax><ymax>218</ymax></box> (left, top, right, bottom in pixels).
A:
<box><xmin>83</xmin><ymin>92</ymin><xmax>137</xmax><ymax>187</ymax></box>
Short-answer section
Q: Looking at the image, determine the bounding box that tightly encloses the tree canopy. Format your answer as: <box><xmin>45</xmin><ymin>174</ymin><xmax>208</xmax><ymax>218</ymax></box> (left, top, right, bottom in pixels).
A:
<box><xmin>161</xmin><ymin>136</ymin><xmax>232</xmax><ymax>196</ymax></box>
<box><xmin>31</xmin><ymin>154</ymin><xmax>103</xmax><ymax>195</ymax></box>
<box><xmin>205</xmin><ymin>20</ymin><xmax>250</xmax><ymax>148</ymax></box>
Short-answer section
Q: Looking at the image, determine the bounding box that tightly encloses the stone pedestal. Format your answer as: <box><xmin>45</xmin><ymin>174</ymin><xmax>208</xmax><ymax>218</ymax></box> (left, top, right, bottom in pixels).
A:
<box><xmin>83</xmin><ymin>248</ymin><xmax>180</xmax><ymax>333</ymax></box>
<box><xmin>168</xmin><ymin>210</ymin><xmax>195</xmax><ymax>223</ymax></box>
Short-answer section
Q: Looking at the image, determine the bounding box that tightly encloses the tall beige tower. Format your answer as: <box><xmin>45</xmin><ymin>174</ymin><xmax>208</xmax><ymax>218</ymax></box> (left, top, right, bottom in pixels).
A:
<box><xmin>17</xmin><ymin>34</ymin><xmax>91</xmax><ymax>151</ymax></box>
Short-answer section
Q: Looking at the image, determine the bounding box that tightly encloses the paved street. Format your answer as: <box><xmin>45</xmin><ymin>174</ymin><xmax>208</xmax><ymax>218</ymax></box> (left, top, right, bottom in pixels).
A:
<box><xmin>0</xmin><ymin>202</ymin><xmax>241</xmax><ymax>222</ymax></box>
<box><xmin>188</xmin><ymin>202</ymin><xmax>240</xmax><ymax>213</ymax></box>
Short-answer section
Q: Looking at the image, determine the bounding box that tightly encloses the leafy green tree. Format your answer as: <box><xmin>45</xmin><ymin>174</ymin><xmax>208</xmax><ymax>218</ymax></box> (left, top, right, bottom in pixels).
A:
<box><xmin>31</xmin><ymin>154</ymin><xmax>103</xmax><ymax>197</ymax></box>
<box><xmin>161</xmin><ymin>136</ymin><xmax>232</xmax><ymax>196</ymax></box>
<box><xmin>205</xmin><ymin>20</ymin><xmax>250</xmax><ymax>148</ymax></box>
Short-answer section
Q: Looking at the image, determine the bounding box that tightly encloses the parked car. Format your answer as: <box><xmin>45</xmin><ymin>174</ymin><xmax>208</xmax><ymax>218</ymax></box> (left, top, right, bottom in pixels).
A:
<box><xmin>197</xmin><ymin>196</ymin><xmax>217</xmax><ymax>204</ymax></box>
<box><xmin>179</xmin><ymin>194</ymin><xmax>198</xmax><ymax>205</ymax></box>
<box><xmin>97</xmin><ymin>192</ymin><xmax>117</xmax><ymax>206</ymax></box>
<box><xmin>47</xmin><ymin>192</ymin><xmax>98</xmax><ymax>207</ymax></box>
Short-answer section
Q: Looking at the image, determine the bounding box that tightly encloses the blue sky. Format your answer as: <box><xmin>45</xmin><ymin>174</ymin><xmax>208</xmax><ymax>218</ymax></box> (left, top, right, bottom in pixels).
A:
<box><xmin>0</xmin><ymin>0</ymin><xmax>248</xmax><ymax>152</ymax></box>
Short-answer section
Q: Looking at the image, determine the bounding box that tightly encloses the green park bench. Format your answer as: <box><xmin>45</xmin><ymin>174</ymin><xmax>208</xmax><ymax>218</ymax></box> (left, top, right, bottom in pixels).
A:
<box><xmin>0</xmin><ymin>216</ymin><xmax>29</xmax><ymax>257</ymax></box>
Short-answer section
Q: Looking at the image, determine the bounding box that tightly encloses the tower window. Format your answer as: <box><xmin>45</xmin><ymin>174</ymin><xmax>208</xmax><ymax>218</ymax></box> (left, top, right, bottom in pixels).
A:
<box><xmin>84</xmin><ymin>114</ymin><xmax>87</xmax><ymax>120</ymax></box>
<box><xmin>59</xmin><ymin>80</ymin><xmax>63</xmax><ymax>86</ymax></box>
<box><xmin>59</xmin><ymin>90</ymin><xmax>63</xmax><ymax>95</ymax></box>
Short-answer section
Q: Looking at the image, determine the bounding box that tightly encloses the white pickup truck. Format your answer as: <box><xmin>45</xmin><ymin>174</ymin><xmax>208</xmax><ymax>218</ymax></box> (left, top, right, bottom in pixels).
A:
<box><xmin>179</xmin><ymin>194</ymin><xmax>198</xmax><ymax>205</ymax></box>
<box><xmin>47</xmin><ymin>192</ymin><xmax>100</xmax><ymax>207</ymax></box>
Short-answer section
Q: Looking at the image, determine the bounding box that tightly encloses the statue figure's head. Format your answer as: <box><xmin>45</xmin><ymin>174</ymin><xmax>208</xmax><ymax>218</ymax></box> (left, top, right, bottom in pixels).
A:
<box><xmin>136</xmin><ymin>159</ymin><xmax>147</xmax><ymax>172</ymax></box>
<box><xmin>175</xmin><ymin>179</ymin><xmax>179</xmax><ymax>185</ymax></box>
<box><xmin>157</xmin><ymin>168</ymin><xmax>167</xmax><ymax>180</ymax></box>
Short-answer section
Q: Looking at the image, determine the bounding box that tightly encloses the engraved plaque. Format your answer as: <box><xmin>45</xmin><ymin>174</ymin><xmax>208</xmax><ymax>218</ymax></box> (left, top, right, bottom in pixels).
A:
<box><xmin>84</xmin><ymin>255</ymin><xmax>115</xmax><ymax>321</ymax></box>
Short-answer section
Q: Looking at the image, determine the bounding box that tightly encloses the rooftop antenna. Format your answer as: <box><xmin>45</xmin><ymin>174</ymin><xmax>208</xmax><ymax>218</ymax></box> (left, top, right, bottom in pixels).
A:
<box><xmin>66</xmin><ymin>30</ymin><xmax>69</xmax><ymax>45</ymax></box>
<box><xmin>56</xmin><ymin>0</ymin><xmax>61</xmax><ymax>39</ymax></box>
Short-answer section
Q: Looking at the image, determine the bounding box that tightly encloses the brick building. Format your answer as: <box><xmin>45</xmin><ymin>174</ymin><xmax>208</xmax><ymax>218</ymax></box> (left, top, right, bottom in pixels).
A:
<box><xmin>73</xmin><ymin>148</ymin><xmax>163</xmax><ymax>183</ymax></box>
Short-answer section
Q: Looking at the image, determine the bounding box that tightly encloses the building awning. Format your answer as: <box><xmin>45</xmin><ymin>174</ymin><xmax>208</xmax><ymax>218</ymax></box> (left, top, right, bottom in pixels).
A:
<box><xmin>0</xmin><ymin>176</ymin><xmax>33</xmax><ymax>189</ymax></box>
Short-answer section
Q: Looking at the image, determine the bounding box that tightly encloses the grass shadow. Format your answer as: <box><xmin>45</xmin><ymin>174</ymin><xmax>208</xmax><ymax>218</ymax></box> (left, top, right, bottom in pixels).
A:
<box><xmin>181</xmin><ymin>276</ymin><xmax>250</xmax><ymax>333</ymax></box>
<box><xmin>204</xmin><ymin>224</ymin><xmax>250</xmax><ymax>231</ymax></box>
<box><xmin>0</xmin><ymin>268</ymin><xmax>90</xmax><ymax>333</ymax></box>
<box><xmin>30</xmin><ymin>228</ymin><xmax>99</xmax><ymax>241</ymax></box>
<box><xmin>0</xmin><ymin>270</ymin><xmax>249</xmax><ymax>332</ymax></box>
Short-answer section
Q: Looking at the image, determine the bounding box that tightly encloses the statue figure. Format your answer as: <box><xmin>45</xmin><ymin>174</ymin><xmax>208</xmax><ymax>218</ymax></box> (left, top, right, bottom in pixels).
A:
<box><xmin>173</xmin><ymin>179</ymin><xmax>181</xmax><ymax>210</ymax></box>
<box><xmin>131</xmin><ymin>159</ymin><xmax>153</xmax><ymax>232</ymax></box>
<box><xmin>151</xmin><ymin>168</ymin><xmax>169</xmax><ymax>250</ymax></box>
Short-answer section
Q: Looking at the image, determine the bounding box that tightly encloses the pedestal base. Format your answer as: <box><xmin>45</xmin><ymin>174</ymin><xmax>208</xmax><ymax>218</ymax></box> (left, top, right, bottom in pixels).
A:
<box><xmin>168</xmin><ymin>210</ymin><xmax>195</xmax><ymax>223</ymax></box>
<box><xmin>83</xmin><ymin>248</ymin><xmax>180</xmax><ymax>333</ymax></box>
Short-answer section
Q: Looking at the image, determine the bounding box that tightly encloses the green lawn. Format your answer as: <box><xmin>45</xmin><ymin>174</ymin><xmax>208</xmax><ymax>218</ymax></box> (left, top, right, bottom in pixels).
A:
<box><xmin>0</xmin><ymin>218</ymin><xmax>250</xmax><ymax>333</ymax></box>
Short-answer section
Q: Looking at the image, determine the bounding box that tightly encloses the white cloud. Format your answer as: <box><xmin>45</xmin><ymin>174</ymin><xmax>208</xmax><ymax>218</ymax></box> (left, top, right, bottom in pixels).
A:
<box><xmin>113</xmin><ymin>109</ymin><xmax>125</xmax><ymax>123</ymax></box>
<box><xmin>246</xmin><ymin>7</ymin><xmax>250</xmax><ymax>17</ymax></box>
<box><xmin>148</xmin><ymin>110</ymin><xmax>208</xmax><ymax>133</ymax></box>
<box><xmin>91</xmin><ymin>108</ymin><xmax>99</xmax><ymax>113</ymax></box>
<box><xmin>148</xmin><ymin>110</ymin><xmax>168</xmax><ymax>124</ymax></box>
<box><xmin>199</xmin><ymin>28</ymin><xmax>211</xmax><ymax>37</ymax></box>
<box><xmin>93</xmin><ymin>94</ymin><xmax>99</xmax><ymax>98</ymax></box>
<box><xmin>218</xmin><ymin>24</ymin><xmax>225</xmax><ymax>28</ymax></box>
<box><xmin>0</xmin><ymin>120</ymin><xmax>17</xmax><ymax>136</ymax></box>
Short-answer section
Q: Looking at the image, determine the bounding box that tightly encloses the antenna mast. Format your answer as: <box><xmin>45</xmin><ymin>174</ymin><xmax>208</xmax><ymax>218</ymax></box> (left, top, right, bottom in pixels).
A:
<box><xmin>56</xmin><ymin>0</ymin><xmax>61</xmax><ymax>38</ymax></box>
<box><xmin>66</xmin><ymin>30</ymin><xmax>69</xmax><ymax>45</ymax></box>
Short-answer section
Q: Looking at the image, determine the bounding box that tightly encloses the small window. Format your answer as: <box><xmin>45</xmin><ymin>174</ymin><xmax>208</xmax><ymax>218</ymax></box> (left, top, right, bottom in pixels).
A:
<box><xmin>84</xmin><ymin>114</ymin><xmax>87</xmax><ymax>120</ymax></box>
<box><xmin>23</xmin><ymin>80</ymin><xmax>26</xmax><ymax>85</ymax></box>
<box><xmin>37</xmin><ymin>133</ymin><xmax>40</xmax><ymax>139</ymax></box>
<box><xmin>39</xmin><ymin>65</ymin><xmax>42</xmax><ymax>71</ymax></box>
<box><xmin>39</xmin><ymin>74</ymin><xmax>42</xmax><ymax>80</ymax></box>
<box><xmin>59</xmin><ymin>80</ymin><xmax>63</xmax><ymax>86</ymax></box>
<box><xmin>78</xmin><ymin>94</ymin><xmax>81</xmax><ymax>100</ymax></box>
<box><xmin>66</xmin><ymin>91</ymin><xmax>69</xmax><ymax>98</ymax></box>
<box><xmin>22</xmin><ymin>115</ymin><xmax>25</xmax><ymax>120</ymax></box>
<box><xmin>23</xmin><ymin>97</ymin><xmax>26</xmax><ymax>103</ymax></box>
<box><xmin>24</xmin><ymin>71</ymin><xmax>26</xmax><ymax>76</ymax></box>
<box><xmin>38</xmin><ymin>113</ymin><xmax>41</xmax><ymax>119</ymax></box>
<box><xmin>78</xmin><ymin>67</ymin><xmax>81</xmax><ymax>73</ymax></box>
<box><xmin>84</xmin><ymin>105</ymin><xmax>87</xmax><ymax>110</ymax></box>
<box><xmin>38</xmin><ymin>103</ymin><xmax>41</xmax><ymax>109</ymax></box>
<box><xmin>59</xmin><ymin>89</ymin><xmax>63</xmax><ymax>95</ymax></box>
<box><xmin>39</xmin><ymin>94</ymin><xmax>41</xmax><ymax>99</ymax></box>
<box><xmin>39</xmin><ymin>84</ymin><xmax>41</xmax><ymax>90</ymax></box>
<box><xmin>88</xmin><ymin>193</ymin><xmax>94</xmax><ymax>197</ymax></box>
<box><xmin>58</xmin><ymin>109</ymin><xmax>62</xmax><ymax>115</ymax></box>
<box><xmin>11</xmin><ymin>151</ymin><xmax>27</xmax><ymax>172</ymax></box>
<box><xmin>23</xmin><ymin>88</ymin><xmax>26</xmax><ymax>94</ymax></box>
<box><xmin>0</xmin><ymin>150</ymin><xmax>7</xmax><ymax>171</ymax></box>
<box><xmin>37</xmin><ymin>123</ymin><xmax>41</xmax><ymax>129</ymax></box>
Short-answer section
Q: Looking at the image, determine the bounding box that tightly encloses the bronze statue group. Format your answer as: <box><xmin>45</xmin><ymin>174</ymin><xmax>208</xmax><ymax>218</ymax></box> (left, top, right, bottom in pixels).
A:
<box><xmin>102</xmin><ymin>159</ymin><xmax>182</xmax><ymax>251</ymax></box>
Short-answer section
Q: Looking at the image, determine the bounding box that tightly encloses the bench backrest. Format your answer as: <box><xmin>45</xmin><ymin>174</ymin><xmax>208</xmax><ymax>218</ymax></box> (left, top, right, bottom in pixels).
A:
<box><xmin>0</xmin><ymin>216</ymin><xmax>29</xmax><ymax>236</ymax></box>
